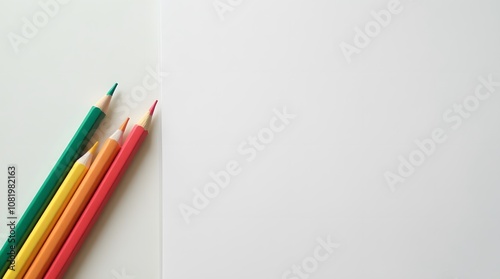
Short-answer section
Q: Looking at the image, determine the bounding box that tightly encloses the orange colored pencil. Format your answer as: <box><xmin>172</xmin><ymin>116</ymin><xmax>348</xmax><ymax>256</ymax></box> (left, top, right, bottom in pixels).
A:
<box><xmin>45</xmin><ymin>101</ymin><xmax>157</xmax><ymax>279</ymax></box>
<box><xmin>24</xmin><ymin>119</ymin><xmax>129</xmax><ymax>278</ymax></box>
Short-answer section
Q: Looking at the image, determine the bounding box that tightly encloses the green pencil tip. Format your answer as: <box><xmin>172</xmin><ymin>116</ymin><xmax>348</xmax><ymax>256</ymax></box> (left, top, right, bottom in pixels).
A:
<box><xmin>107</xmin><ymin>83</ymin><xmax>118</xmax><ymax>96</ymax></box>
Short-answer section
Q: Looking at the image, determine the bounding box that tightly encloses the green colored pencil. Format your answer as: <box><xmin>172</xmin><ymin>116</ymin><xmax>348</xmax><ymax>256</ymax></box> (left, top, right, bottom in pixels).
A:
<box><xmin>0</xmin><ymin>83</ymin><xmax>117</xmax><ymax>275</ymax></box>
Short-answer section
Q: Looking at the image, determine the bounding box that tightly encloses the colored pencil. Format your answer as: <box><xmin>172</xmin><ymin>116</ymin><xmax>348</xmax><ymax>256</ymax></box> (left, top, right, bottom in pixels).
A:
<box><xmin>45</xmin><ymin>101</ymin><xmax>158</xmax><ymax>279</ymax></box>
<box><xmin>0</xmin><ymin>84</ymin><xmax>117</xmax><ymax>275</ymax></box>
<box><xmin>25</xmin><ymin>119</ymin><xmax>129</xmax><ymax>278</ymax></box>
<box><xmin>3</xmin><ymin>143</ymin><xmax>98</xmax><ymax>279</ymax></box>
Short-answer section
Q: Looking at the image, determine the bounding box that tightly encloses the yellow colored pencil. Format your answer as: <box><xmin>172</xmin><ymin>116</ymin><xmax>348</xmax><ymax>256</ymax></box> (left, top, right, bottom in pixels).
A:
<box><xmin>25</xmin><ymin>119</ymin><xmax>129</xmax><ymax>278</ymax></box>
<box><xmin>2</xmin><ymin>143</ymin><xmax>98</xmax><ymax>279</ymax></box>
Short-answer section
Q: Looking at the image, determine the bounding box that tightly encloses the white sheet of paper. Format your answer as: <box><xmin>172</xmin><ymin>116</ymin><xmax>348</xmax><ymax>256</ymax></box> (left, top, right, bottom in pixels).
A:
<box><xmin>0</xmin><ymin>1</ymin><xmax>161</xmax><ymax>278</ymax></box>
<box><xmin>162</xmin><ymin>0</ymin><xmax>500</xmax><ymax>278</ymax></box>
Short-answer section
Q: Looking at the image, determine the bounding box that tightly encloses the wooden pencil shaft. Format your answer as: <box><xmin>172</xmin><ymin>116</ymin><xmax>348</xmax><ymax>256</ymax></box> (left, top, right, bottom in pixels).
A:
<box><xmin>45</xmin><ymin>125</ymin><xmax>148</xmax><ymax>279</ymax></box>
<box><xmin>3</xmin><ymin>160</ymin><xmax>90</xmax><ymax>279</ymax></box>
<box><xmin>0</xmin><ymin>106</ymin><xmax>105</xmax><ymax>276</ymax></box>
<box><xmin>25</xmin><ymin>137</ymin><xmax>121</xmax><ymax>277</ymax></box>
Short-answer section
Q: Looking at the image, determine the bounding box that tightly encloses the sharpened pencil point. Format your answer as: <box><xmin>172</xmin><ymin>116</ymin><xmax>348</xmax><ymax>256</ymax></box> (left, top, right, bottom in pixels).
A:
<box><xmin>149</xmin><ymin>100</ymin><xmax>158</xmax><ymax>116</ymax></box>
<box><xmin>120</xmin><ymin>118</ymin><xmax>130</xmax><ymax>132</ymax></box>
<box><xmin>89</xmin><ymin>142</ymin><xmax>99</xmax><ymax>155</ymax></box>
<box><xmin>107</xmin><ymin>83</ymin><xmax>118</xmax><ymax>96</ymax></box>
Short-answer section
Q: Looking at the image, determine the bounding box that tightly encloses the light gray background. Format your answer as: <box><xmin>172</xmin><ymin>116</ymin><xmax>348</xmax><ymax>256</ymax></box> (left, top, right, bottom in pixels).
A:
<box><xmin>1</xmin><ymin>0</ymin><xmax>500</xmax><ymax>278</ymax></box>
<box><xmin>162</xmin><ymin>0</ymin><xmax>500</xmax><ymax>278</ymax></box>
<box><xmin>0</xmin><ymin>0</ymin><xmax>161</xmax><ymax>278</ymax></box>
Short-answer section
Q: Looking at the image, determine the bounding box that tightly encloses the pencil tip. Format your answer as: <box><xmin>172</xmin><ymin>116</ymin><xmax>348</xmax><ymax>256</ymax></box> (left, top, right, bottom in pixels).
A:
<box><xmin>149</xmin><ymin>100</ymin><xmax>158</xmax><ymax>116</ymax></box>
<box><xmin>89</xmin><ymin>141</ymin><xmax>99</xmax><ymax>155</ymax></box>
<box><xmin>120</xmin><ymin>118</ymin><xmax>130</xmax><ymax>132</ymax></box>
<box><xmin>107</xmin><ymin>83</ymin><xmax>118</xmax><ymax>96</ymax></box>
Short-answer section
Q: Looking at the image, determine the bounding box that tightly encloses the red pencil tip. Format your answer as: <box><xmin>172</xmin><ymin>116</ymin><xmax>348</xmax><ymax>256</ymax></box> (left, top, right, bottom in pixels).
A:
<box><xmin>149</xmin><ymin>100</ymin><xmax>158</xmax><ymax>116</ymax></box>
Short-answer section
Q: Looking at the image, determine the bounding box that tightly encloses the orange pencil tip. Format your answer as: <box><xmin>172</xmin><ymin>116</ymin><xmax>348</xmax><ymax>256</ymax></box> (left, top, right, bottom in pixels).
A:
<box><xmin>149</xmin><ymin>100</ymin><xmax>158</xmax><ymax>116</ymax></box>
<box><xmin>119</xmin><ymin>118</ymin><xmax>130</xmax><ymax>132</ymax></box>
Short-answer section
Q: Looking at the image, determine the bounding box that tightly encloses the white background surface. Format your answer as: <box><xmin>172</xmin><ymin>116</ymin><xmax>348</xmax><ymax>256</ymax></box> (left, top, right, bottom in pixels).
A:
<box><xmin>2</xmin><ymin>0</ymin><xmax>500</xmax><ymax>279</ymax></box>
<box><xmin>162</xmin><ymin>0</ymin><xmax>500</xmax><ymax>278</ymax></box>
<box><xmin>0</xmin><ymin>0</ymin><xmax>161</xmax><ymax>278</ymax></box>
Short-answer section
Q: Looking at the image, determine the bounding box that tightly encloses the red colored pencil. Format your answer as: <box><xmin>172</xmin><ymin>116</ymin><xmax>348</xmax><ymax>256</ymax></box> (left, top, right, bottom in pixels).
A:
<box><xmin>44</xmin><ymin>100</ymin><xmax>158</xmax><ymax>279</ymax></box>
